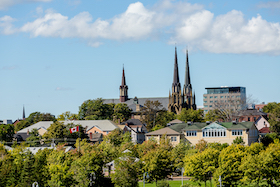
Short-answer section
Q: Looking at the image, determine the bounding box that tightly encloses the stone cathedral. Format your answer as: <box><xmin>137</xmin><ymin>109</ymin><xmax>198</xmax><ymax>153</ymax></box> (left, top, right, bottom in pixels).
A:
<box><xmin>104</xmin><ymin>47</ymin><xmax>196</xmax><ymax>115</ymax></box>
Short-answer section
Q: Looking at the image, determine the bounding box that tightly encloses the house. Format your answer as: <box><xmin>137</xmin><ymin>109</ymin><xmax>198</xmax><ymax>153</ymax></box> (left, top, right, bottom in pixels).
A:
<box><xmin>146</xmin><ymin>121</ymin><xmax>259</xmax><ymax>146</ymax></box>
<box><xmin>121</xmin><ymin>119</ymin><xmax>148</xmax><ymax>144</ymax></box>
<box><xmin>145</xmin><ymin>127</ymin><xmax>182</xmax><ymax>146</ymax></box>
<box><xmin>254</xmin><ymin>116</ymin><xmax>270</xmax><ymax>131</ymax></box>
<box><xmin>15</xmin><ymin>120</ymin><xmax>120</xmax><ymax>141</ymax></box>
<box><xmin>233</xmin><ymin>107</ymin><xmax>268</xmax><ymax>123</ymax></box>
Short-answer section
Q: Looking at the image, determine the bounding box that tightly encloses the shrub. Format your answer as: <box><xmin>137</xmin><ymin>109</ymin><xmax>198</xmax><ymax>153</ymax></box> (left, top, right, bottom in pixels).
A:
<box><xmin>157</xmin><ymin>180</ymin><xmax>170</xmax><ymax>187</ymax></box>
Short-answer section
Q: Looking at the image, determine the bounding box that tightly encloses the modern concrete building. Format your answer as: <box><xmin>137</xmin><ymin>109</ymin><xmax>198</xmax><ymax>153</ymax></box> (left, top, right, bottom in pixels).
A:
<box><xmin>203</xmin><ymin>86</ymin><xmax>246</xmax><ymax>113</ymax></box>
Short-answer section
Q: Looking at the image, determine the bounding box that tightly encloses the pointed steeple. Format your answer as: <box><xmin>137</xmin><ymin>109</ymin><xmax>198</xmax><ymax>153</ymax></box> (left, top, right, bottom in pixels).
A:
<box><xmin>173</xmin><ymin>47</ymin><xmax>180</xmax><ymax>86</ymax></box>
<box><xmin>184</xmin><ymin>50</ymin><xmax>191</xmax><ymax>87</ymax></box>
<box><xmin>120</xmin><ymin>65</ymin><xmax>128</xmax><ymax>102</ymax></box>
<box><xmin>23</xmin><ymin>105</ymin><xmax>25</xmax><ymax>119</ymax></box>
<box><xmin>121</xmin><ymin>65</ymin><xmax>126</xmax><ymax>86</ymax></box>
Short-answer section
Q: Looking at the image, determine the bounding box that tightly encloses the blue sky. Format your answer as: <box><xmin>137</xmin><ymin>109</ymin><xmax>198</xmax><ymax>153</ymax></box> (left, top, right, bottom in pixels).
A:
<box><xmin>1</xmin><ymin>0</ymin><xmax>280</xmax><ymax>120</ymax></box>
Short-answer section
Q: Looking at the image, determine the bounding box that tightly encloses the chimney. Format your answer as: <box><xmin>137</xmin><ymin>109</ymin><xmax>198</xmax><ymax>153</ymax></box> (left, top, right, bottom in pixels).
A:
<box><xmin>232</xmin><ymin>121</ymin><xmax>237</xmax><ymax>125</ymax></box>
<box><xmin>27</xmin><ymin>129</ymin><xmax>29</xmax><ymax>135</ymax></box>
<box><xmin>206</xmin><ymin>121</ymin><xmax>211</xmax><ymax>125</ymax></box>
<box><xmin>89</xmin><ymin>132</ymin><xmax>93</xmax><ymax>140</ymax></box>
<box><xmin>131</xmin><ymin>114</ymin><xmax>134</xmax><ymax>119</ymax></box>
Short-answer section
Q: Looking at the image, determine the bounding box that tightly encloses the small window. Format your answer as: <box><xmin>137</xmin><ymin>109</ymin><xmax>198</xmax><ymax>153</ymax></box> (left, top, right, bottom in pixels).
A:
<box><xmin>210</xmin><ymin>96</ymin><xmax>213</xmax><ymax>98</ymax></box>
<box><xmin>214</xmin><ymin>96</ymin><xmax>218</xmax><ymax>98</ymax></box>
<box><xmin>248</xmin><ymin>117</ymin><xmax>250</xmax><ymax>121</ymax></box>
<box><xmin>204</xmin><ymin>96</ymin><xmax>207</xmax><ymax>99</ymax></box>
<box><xmin>210</xmin><ymin>101</ymin><xmax>213</xmax><ymax>103</ymax></box>
<box><xmin>204</xmin><ymin>101</ymin><xmax>207</xmax><ymax>103</ymax></box>
<box><xmin>204</xmin><ymin>105</ymin><xmax>208</xmax><ymax>107</ymax></box>
<box><xmin>204</xmin><ymin>110</ymin><xmax>208</xmax><ymax>112</ymax></box>
<box><xmin>209</xmin><ymin>105</ymin><xmax>212</xmax><ymax>107</ymax></box>
<box><xmin>221</xmin><ymin>96</ymin><xmax>224</xmax><ymax>98</ymax></box>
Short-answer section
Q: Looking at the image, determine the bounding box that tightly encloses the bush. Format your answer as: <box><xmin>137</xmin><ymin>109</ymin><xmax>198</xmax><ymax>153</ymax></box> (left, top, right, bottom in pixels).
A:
<box><xmin>157</xmin><ymin>180</ymin><xmax>170</xmax><ymax>187</ymax></box>
<box><xmin>181</xmin><ymin>184</ymin><xmax>194</xmax><ymax>187</ymax></box>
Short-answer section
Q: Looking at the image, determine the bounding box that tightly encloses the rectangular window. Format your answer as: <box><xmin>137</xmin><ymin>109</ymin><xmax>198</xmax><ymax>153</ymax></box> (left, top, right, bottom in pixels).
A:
<box><xmin>204</xmin><ymin>96</ymin><xmax>207</xmax><ymax>99</ymax></box>
<box><xmin>214</xmin><ymin>96</ymin><xmax>218</xmax><ymax>98</ymax></box>
<box><xmin>232</xmin><ymin>130</ymin><xmax>243</xmax><ymax>136</ymax></box>
<box><xmin>204</xmin><ymin>110</ymin><xmax>208</xmax><ymax>112</ymax></box>
<box><xmin>204</xmin><ymin>101</ymin><xmax>207</xmax><ymax>103</ymax></box>
<box><xmin>210</xmin><ymin>96</ymin><xmax>213</xmax><ymax>98</ymax></box>
<box><xmin>209</xmin><ymin>105</ymin><xmax>212</xmax><ymax>107</ymax></box>
<box><xmin>186</xmin><ymin>131</ymin><xmax>197</xmax><ymax>136</ymax></box>
<box><xmin>221</xmin><ymin>96</ymin><xmax>224</xmax><ymax>98</ymax></box>
<box><xmin>171</xmin><ymin>137</ymin><xmax>177</xmax><ymax>141</ymax></box>
<box><xmin>204</xmin><ymin>105</ymin><xmax>208</xmax><ymax>107</ymax></box>
<box><xmin>210</xmin><ymin>101</ymin><xmax>213</xmax><ymax>103</ymax></box>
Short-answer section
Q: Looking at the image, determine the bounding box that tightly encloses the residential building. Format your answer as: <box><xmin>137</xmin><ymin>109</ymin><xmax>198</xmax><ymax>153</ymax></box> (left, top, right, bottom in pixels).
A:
<box><xmin>254</xmin><ymin>116</ymin><xmax>270</xmax><ymax>131</ymax></box>
<box><xmin>203</xmin><ymin>86</ymin><xmax>246</xmax><ymax>113</ymax></box>
<box><xmin>167</xmin><ymin>119</ymin><xmax>184</xmax><ymax>126</ymax></box>
<box><xmin>145</xmin><ymin>127</ymin><xmax>182</xmax><ymax>146</ymax></box>
<box><xmin>15</xmin><ymin>120</ymin><xmax>120</xmax><ymax>140</ymax></box>
<box><xmin>146</xmin><ymin>121</ymin><xmax>258</xmax><ymax>146</ymax></box>
<box><xmin>233</xmin><ymin>107</ymin><xmax>268</xmax><ymax>124</ymax></box>
<box><xmin>121</xmin><ymin>119</ymin><xmax>148</xmax><ymax>144</ymax></box>
<box><xmin>103</xmin><ymin>47</ymin><xmax>196</xmax><ymax>115</ymax></box>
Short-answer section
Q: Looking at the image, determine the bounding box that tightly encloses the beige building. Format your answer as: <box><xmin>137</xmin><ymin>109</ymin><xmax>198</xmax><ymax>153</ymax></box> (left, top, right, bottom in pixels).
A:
<box><xmin>146</xmin><ymin>121</ymin><xmax>258</xmax><ymax>146</ymax></box>
<box><xmin>145</xmin><ymin>127</ymin><xmax>183</xmax><ymax>146</ymax></box>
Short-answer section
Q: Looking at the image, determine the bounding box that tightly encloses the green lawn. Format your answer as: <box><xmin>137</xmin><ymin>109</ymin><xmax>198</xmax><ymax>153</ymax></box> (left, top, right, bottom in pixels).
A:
<box><xmin>138</xmin><ymin>180</ymin><xmax>213</xmax><ymax>187</ymax></box>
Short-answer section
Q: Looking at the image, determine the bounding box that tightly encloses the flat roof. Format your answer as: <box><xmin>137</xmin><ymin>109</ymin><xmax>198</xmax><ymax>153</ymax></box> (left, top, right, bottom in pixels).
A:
<box><xmin>205</xmin><ymin>86</ymin><xmax>245</xmax><ymax>89</ymax></box>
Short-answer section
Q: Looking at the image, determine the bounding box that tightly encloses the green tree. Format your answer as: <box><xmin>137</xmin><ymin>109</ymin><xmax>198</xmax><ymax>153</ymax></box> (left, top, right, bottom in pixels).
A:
<box><xmin>141</xmin><ymin>136</ymin><xmax>174</xmax><ymax>184</ymax></box>
<box><xmin>204</xmin><ymin>109</ymin><xmax>226</xmax><ymax>122</ymax></box>
<box><xmin>184</xmin><ymin>148</ymin><xmax>219</xmax><ymax>186</ymax></box>
<box><xmin>113</xmin><ymin>103</ymin><xmax>132</xmax><ymax>123</ymax></box>
<box><xmin>213</xmin><ymin>144</ymin><xmax>246</xmax><ymax>186</ymax></box>
<box><xmin>111</xmin><ymin>154</ymin><xmax>140</xmax><ymax>187</ymax></box>
<box><xmin>177</xmin><ymin>108</ymin><xmax>204</xmax><ymax>123</ymax></box>
<box><xmin>261</xmin><ymin>132</ymin><xmax>280</xmax><ymax>147</ymax></box>
<box><xmin>263</xmin><ymin>102</ymin><xmax>280</xmax><ymax>133</ymax></box>
<box><xmin>43</xmin><ymin>121</ymin><xmax>67</xmax><ymax>140</ymax></box>
<box><xmin>26</xmin><ymin>129</ymin><xmax>42</xmax><ymax>147</ymax></box>
<box><xmin>78</xmin><ymin>98</ymin><xmax>115</xmax><ymax>120</ymax></box>
<box><xmin>232</xmin><ymin>136</ymin><xmax>245</xmax><ymax>145</ymax></box>
<box><xmin>0</xmin><ymin>124</ymin><xmax>14</xmax><ymax>142</ymax></box>
<box><xmin>57</xmin><ymin>111</ymin><xmax>78</xmax><ymax>121</ymax></box>
<box><xmin>155</xmin><ymin>110</ymin><xmax>176</xmax><ymax>129</ymax></box>
<box><xmin>15</xmin><ymin>112</ymin><xmax>56</xmax><ymax>131</ymax></box>
<box><xmin>140</xmin><ymin>100</ymin><xmax>163</xmax><ymax>131</ymax></box>
<box><xmin>171</xmin><ymin>142</ymin><xmax>191</xmax><ymax>169</ymax></box>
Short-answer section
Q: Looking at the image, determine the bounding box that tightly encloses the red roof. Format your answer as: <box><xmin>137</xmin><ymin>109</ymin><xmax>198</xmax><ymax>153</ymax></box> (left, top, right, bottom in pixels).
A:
<box><xmin>259</xmin><ymin>127</ymin><xmax>271</xmax><ymax>133</ymax></box>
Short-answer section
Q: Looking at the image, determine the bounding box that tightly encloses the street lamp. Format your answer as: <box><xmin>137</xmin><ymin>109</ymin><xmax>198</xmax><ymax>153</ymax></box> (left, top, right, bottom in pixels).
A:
<box><xmin>89</xmin><ymin>172</ymin><xmax>96</xmax><ymax>187</ymax></box>
<box><xmin>143</xmin><ymin>172</ymin><xmax>150</xmax><ymax>187</ymax></box>
<box><xmin>32</xmin><ymin>182</ymin><xmax>39</xmax><ymax>187</ymax></box>
<box><xmin>181</xmin><ymin>167</ymin><xmax>184</xmax><ymax>186</ymax></box>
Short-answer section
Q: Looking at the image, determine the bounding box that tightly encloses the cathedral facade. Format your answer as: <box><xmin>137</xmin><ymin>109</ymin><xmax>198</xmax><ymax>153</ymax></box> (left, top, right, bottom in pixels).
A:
<box><xmin>104</xmin><ymin>47</ymin><xmax>196</xmax><ymax>115</ymax></box>
<box><xmin>168</xmin><ymin>47</ymin><xmax>196</xmax><ymax>114</ymax></box>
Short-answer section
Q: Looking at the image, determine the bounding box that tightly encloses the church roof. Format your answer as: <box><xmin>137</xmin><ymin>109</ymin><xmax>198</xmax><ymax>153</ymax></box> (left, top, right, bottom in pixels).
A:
<box><xmin>103</xmin><ymin>97</ymin><xmax>169</xmax><ymax>112</ymax></box>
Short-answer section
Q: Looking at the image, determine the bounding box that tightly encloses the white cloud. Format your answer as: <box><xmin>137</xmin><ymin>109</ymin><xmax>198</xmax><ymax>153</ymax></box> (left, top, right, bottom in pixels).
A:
<box><xmin>0</xmin><ymin>15</ymin><xmax>17</xmax><ymax>34</ymax></box>
<box><xmin>2</xmin><ymin>1</ymin><xmax>280</xmax><ymax>54</ymax></box>
<box><xmin>0</xmin><ymin>0</ymin><xmax>52</xmax><ymax>10</ymax></box>
<box><xmin>173</xmin><ymin>10</ymin><xmax>280</xmax><ymax>54</ymax></box>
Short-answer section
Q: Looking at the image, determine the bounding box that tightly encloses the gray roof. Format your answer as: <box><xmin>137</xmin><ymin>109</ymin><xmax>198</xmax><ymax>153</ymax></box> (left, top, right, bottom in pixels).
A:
<box><xmin>4</xmin><ymin>146</ymin><xmax>74</xmax><ymax>155</ymax></box>
<box><xmin>146</xmin><ymin>127</ymin><xmax>181</xmax><ymax>136</ymax></box>
<box><xmin>103</xmin><ymin>97</ymin><xmax>169</xmax><ymax>112</ymax></box>
<box><xmin>233</xmin><ymin>109</ymin><xmax>267</xmax><ymax>117</ymax></box>
<box><xmin>17</xmin><ymin>120</ymin><xmax>120</xmax><ymax>134</ymax></box>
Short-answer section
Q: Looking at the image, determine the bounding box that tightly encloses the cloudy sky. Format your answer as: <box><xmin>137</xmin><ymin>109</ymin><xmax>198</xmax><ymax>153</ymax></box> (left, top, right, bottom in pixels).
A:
<box><xmin>1</xmin><ymin>0</ymin><xmax>280</xmax><ymax>120</ymax></box>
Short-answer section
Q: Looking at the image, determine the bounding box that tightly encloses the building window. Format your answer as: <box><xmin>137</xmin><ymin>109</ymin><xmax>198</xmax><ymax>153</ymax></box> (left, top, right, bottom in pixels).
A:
<box><xmin>209</xmin><ymin>105</ymin><xmax>212</xmax><ymax>107</ymax></box>
<box><xmin>248</xmin><ymin>117</ymin><xmax>250</xmax><ymax>121</ymax></box>
<box><xmin>221</xmin><ymin>96</ymin><xmax>224</xmax><ymax>98</ymax></box>
<box><xmin>204</xmin><ymin>101</ymin><xmax>207</xmax><ymax>103</ymax></box>
<box><xmin>171</xmin><ymin>137</ymin><xmax>177</xmax><ymax>141</ymax></box>
<box><xmin>210</xmin><ymin>101</ymin><xmax>213</xmax><ymax>103</ymax></box>
<box><xmin>232</xmin><ymin>130</ymin><xmax>243</xmax><ymax>136</ymax></box>
<box><xmin>186</xmin><ymin>131</ymin><xmax>197</xmax><ymax>136</ymax></box>
<box><xmin>204</xmin><ymin>105</ymin><xmax>208</xmax><ymax>107</ymax></box>
<box><xmin>204</xmin><ymin>96</ymin><xmax>207</xmax><ymax>99</ymax></box>
<box><xmin>204</xmin><ymin>110</ymin><xmax>208</xmax><ymax>112</ymax></box>
<box><xmin>215</xmin><ymin>96</ymin><xmax>218</xmax><ymax>98</ymax></box>
<box><xmin>203</xmin><ymin>129</ymin><xmax>226</xmax><ymax>137</ymax></box>
<box><xmin>254</xmin><ymin>117</ymin><xmax>256</xmax><ymax>121</ymax></box>
<box><xmin>210</xmin><ymin>96</ymin><xmax>213</xmax><ymax>98</ymax></box>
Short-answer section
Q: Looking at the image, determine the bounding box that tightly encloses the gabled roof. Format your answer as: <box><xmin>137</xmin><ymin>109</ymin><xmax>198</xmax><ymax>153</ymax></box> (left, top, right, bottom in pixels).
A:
<box><xmin>169</xmin><ymin>121</ymin><xmax>255</xmax><ymax>131</ymax></box>
<box><xmin>17</xmin><ymin>120</ymin><xmax>120</xmax><ymax>134</ymax></box>
<box><xmin>168</xmin><ymin>119</ymin><xmax>184</xmax><ymax>124</ymax></box>
<box><xmin>234</xmin><ymin>109</ymin><xmax>267</xmax><ymax>116</ymax></box>
<box><xmin>146</xmin><ymin>127</ymin><xmax>180</xmax><ymax>136</ymax></box>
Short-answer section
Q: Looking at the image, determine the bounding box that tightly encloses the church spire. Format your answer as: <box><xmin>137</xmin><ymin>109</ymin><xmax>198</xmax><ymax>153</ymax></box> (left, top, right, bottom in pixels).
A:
<box><xmin>173</xmin><ymin>47</ymin><xmax>180</xmax><ymax>86</ymax></box>
<box><xmin>184</xmin><ymin>49</ymin><xmax>191</xmax><ymax>87</ymax></box>
<box><xmin>121</xmin><ymin>65</ymin><xmax>126</xmax><ymax>86</ymax></box>
<box><xmin>23</xmin><ymin>105</ymin><xmax>25</xmax><ymax>119</ymax></box>
<box><xmin>120</xmin><ymin>66</ymin><xmax>128</xmax><ymax>102</ymax></box>
<box><xmin>172</xmin><ymin>47</ymin><xmax>181</xmax><ymax>93</ymax></box>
